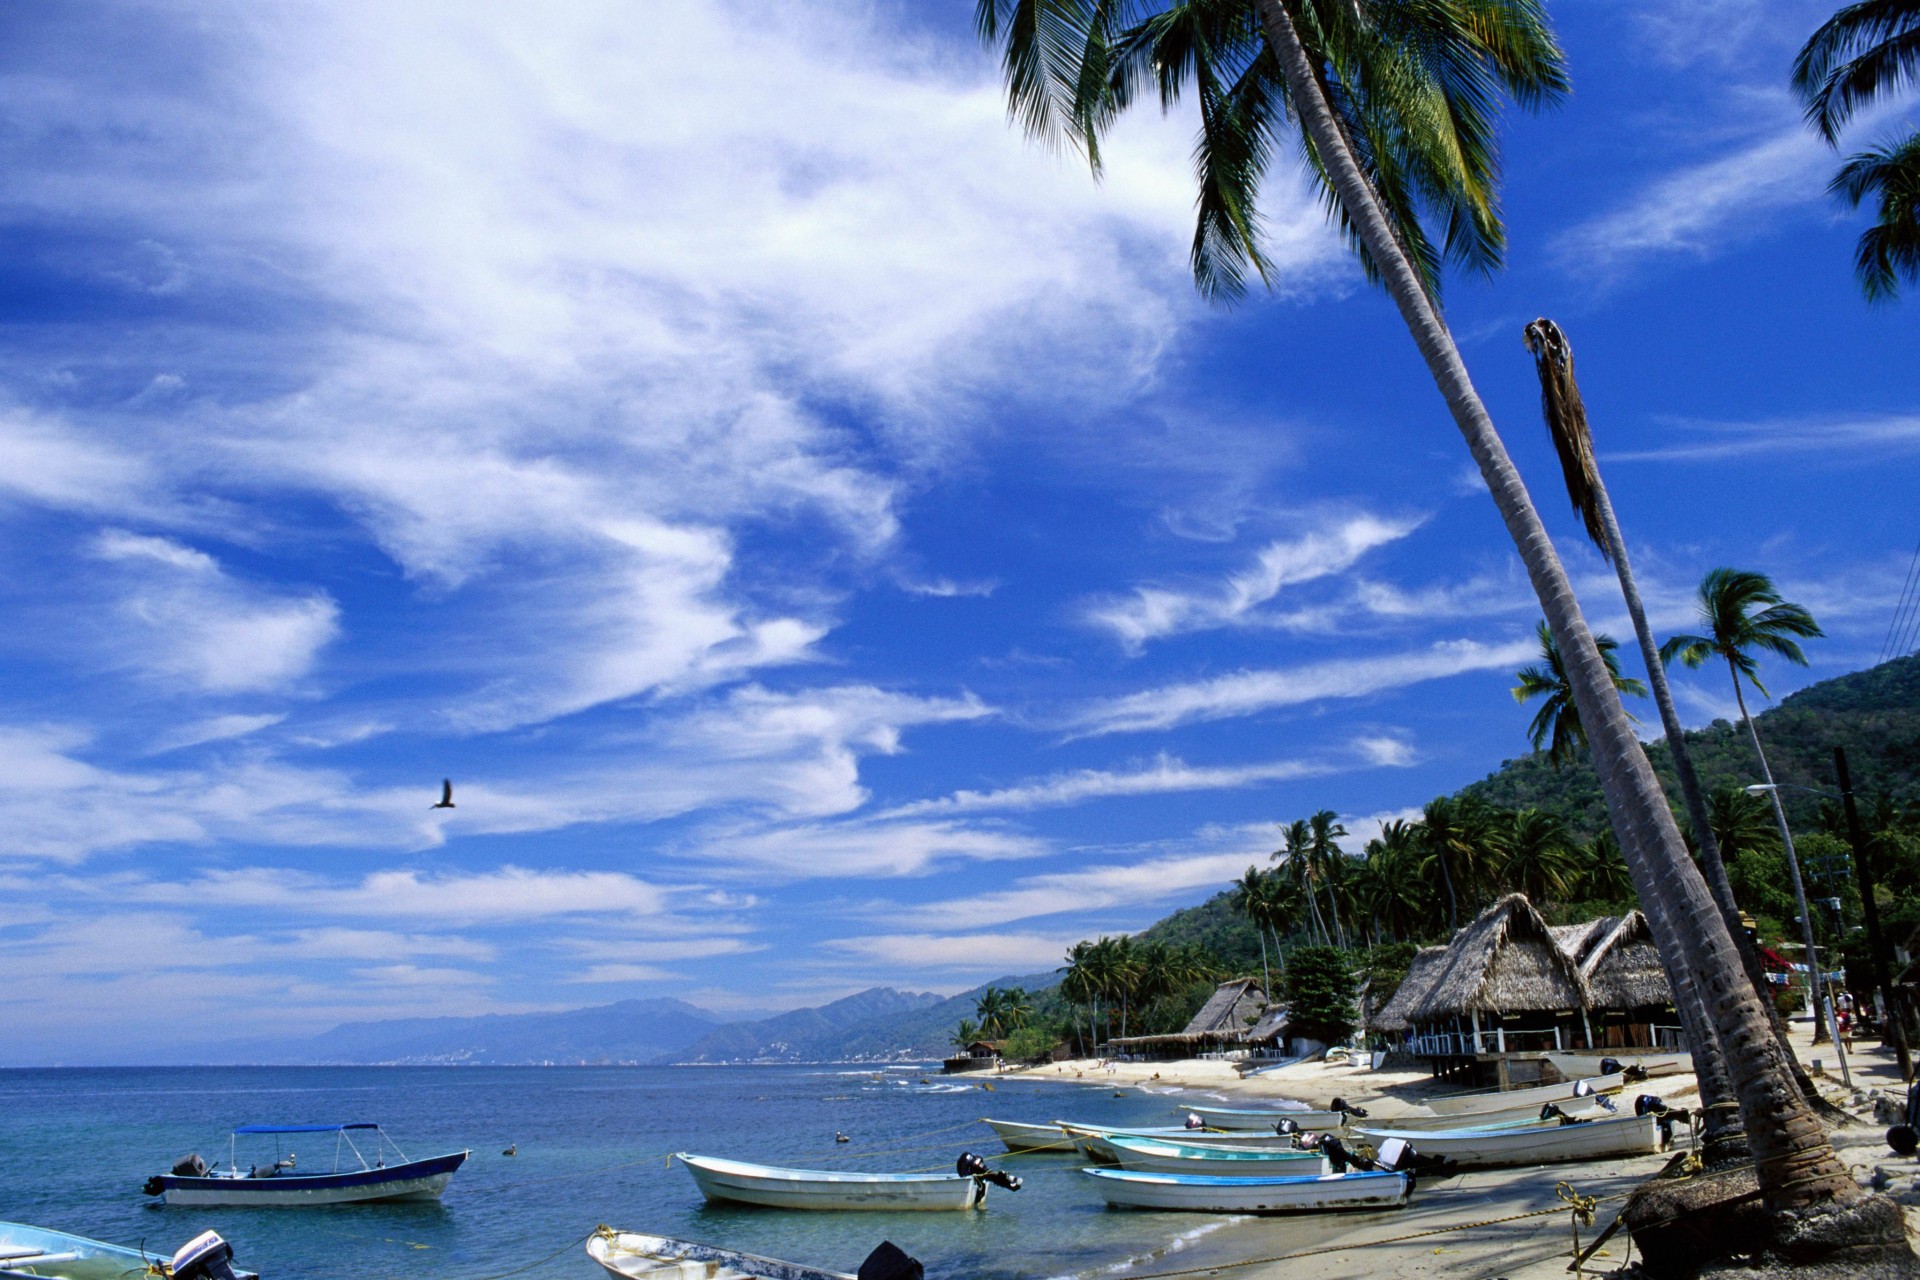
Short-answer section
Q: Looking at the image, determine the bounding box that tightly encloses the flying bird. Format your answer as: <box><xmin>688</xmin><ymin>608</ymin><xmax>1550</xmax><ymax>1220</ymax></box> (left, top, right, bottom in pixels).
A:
<box><xmin>432</xmin><ymin>779</ymin><xmax>456</xmax><ymax>809</ymax></box>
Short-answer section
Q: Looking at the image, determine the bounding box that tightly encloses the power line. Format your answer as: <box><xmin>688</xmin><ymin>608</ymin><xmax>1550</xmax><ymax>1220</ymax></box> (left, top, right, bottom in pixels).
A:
<box><xmin>1883</xmin><ymin>532</ymin><xmax>1920</xmax><ymax>663</ymax></box>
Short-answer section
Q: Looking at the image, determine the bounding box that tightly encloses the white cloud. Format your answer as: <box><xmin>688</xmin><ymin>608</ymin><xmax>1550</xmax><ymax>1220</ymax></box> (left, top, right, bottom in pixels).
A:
<box><xmin>881</xmin><ymin>850</ymin><xmax>1272</xmax><ymax>931</ymax></box>
<box><xmin>880</xmin><ymin>745</ymin><xmax>1409</xmax><ymax>818</ymax></box>
<box><xmin>91</xmin><ymin>530</ymin><xmax>339</xmax><ymax>694</ymax></box>
<box><xmin>567</xmin><ymin>964</ymin><xmax>677</xmax><ymax>984</ymax></box>
<box><xmin>150</xmin><ymin>713</ymin><xmax>287</xmax><ymax>754</ymax></box>
<box><xmin>1085</xmin><ymin>514</ymin><xmax>1422</xmax><ymax>650</ymax></box>
<box><xmin>825</xmin><ymin>931</ymin><xmax>1077</xmax><ymax>973</ymax></box>
<box><xmin>120</xmin><ymin>865</ymin><xmax>671</xmax><ymax>923</ymax></box>
<box><xmin>1070</xmin><ymin>637</ymin><xmax>1538</xmax><ymax>736</ymax></box>
<box><xmin>1606</xmin><ymin>413</ymin><xmax>1920</xmax><ymax>463</ymax></box>
<box><xmin>687</xmin><ymin>820</ymin><xmax>1048</xmax><ymax>880</ymax></box>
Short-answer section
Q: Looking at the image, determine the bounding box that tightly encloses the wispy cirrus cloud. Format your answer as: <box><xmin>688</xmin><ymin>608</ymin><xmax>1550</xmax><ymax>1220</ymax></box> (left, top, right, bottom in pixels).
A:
<box><xmin>877</xmin><ymin>849</ymin><xmax>1275</xmax><ymax>932</ymax></box>
<box><xmin>823</xmin><ymin>931</ymin><xmax>1077</xmax><ymax>973</ymax></box>
<box><xmin>1084</xmin><ymin>514</ymin><xmax>1423</xmax><ymax>651</ymax></box>
<box><xmin>1606</xmin><ymin>413</ymin><xmax>1920</xmax><ymax>463</ymax></box>
<box><xmin>1069</xmin><ymin>637</ymin><xmax>1537</xmax><ymax>736</ymax></box>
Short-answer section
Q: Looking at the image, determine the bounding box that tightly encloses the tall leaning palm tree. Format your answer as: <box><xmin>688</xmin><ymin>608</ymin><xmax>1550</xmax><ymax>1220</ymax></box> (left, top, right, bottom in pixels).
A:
<box><xmin>980</xmin><ymin>0</ymin><xmax>1875</xmax><ymax>1229</ymax></box>
<box><xmin>1522</xmin><ymin>318</ymin><xmax>1818</xmax><ymax>1104</ymax></box>
<box><xmin>1511</xmin><ymin>619</ymin><xmax>1645</xmax><ymax>766</ymax></box>
<box><xmin>1664</xmin><ymin>570</ymin><xmax>1833</xmax><ymax>1046</ymax></box>
<box><xmin>1794</xmin><ymin>1</ymin><xmax>1920</xmax><ymax>300</ymax></box>
<box><xmin>1307</xmin><ymin>809</ymin><xmax>1350</xmax><ymax>948</ymax></box>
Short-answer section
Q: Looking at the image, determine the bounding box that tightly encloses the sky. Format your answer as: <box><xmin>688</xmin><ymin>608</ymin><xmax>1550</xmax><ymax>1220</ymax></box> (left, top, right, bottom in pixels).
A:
<box><xmin>1</xmin><ymin>0</ymin><xmax>1916</xmax><ymax>1063</ymax></box>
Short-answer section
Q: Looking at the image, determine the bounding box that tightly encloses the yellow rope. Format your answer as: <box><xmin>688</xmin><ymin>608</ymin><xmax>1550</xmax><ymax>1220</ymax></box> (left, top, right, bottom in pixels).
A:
<box><xmin>1556</xmin><ymin>1181</ymin><xmax>1598</xmax><ymax>1278</ymax></box>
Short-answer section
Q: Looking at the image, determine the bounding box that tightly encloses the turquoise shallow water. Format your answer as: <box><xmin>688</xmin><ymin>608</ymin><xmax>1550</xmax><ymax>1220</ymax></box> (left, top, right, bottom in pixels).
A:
<box><xmin>0</xmin><ymin>1065</ymin><xmax>1258</xmax><ymax>1280</ymax></box>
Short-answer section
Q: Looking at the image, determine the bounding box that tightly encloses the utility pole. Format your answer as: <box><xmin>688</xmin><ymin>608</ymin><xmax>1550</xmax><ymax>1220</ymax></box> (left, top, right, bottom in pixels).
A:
<box><xmin>1836</xmin><ymin>746</ymin><xmax>1912</xmax><ymax>1081</ymax></box>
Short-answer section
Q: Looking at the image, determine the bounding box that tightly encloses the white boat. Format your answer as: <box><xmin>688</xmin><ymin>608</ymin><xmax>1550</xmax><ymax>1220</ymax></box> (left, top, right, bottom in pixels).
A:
<box><xmin>675</xmin><ymin>1154</ymin><xmax>987</xmax><ymax>1211</ymax></box>
<box><xmin>982</xmin><ymin>1118</ymin><xmax>1079</xmax><ymax>1154</ymax></box>
<box><xmin>587</xmin><ymin>1229</ymin><xmax>854</xmax><ymax>1280</ymax></box>
<box><xmin>0</xmin><ymin>1222</ymin><xmax>256</xmax><ymax>1280</ymax></box>
<box><xmin>1083</xmin><ymin>1167</ymin><xmax>1410</xmax><ymax>1214</ymax></box>
<box><xmin>1543</xmin><ymin>1052</ymin><xmax>1691</xmax><ymax>1080</ymax></box>
<box><xmin>1368</xmin><ymin>1099</ymin><xmax>1615</xmax><ymax>1132</ymax></box>
<box><xmin>142</xmin><ymin>1123</ymin><xmax>467</xmax><ymax>1206</ymax></box>
<box><xmin>1102</xmin><ymin>1135</ymin><xmax>1329</xmax><ymax>1177</ymax></box>
<box><xmin>1420</xmin><ymin>1072</ymin><xmax>1626</xmax><ymax>1117</ymax></box>
<box><xmin>1177</xmin><ymin>1103</ymin><xmax>1351</xmax><ymax>1132</ymax></box>
<box><xmin>1056</xmin><ymin>1123</ymin><xmax>1294</xmax><ymax>1163</ymax></box>
<box><xmin>1352</xmin><ymin>1113</ymin><xmax>1663</xmax><ymax>1169</ymax></box>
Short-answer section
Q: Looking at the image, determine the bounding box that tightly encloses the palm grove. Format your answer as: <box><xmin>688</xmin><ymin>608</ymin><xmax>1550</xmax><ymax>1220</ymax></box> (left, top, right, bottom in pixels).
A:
<box><xmin>969</xmin><ymin>0</ymin><xmax>1920</xmax><ymax>1273</ymax></box>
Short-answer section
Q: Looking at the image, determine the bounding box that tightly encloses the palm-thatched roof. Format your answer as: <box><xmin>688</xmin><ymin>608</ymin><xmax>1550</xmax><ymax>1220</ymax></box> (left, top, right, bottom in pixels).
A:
<box><xmin>1371</xmin><ymin>946</ymin><xmax>1449</xmax><ymax>1033</ymax></box>
<box><xmin>1108</xmin><ymin>978</ymin><xmax>1268</xmax><ymax>1046</ymax></box>
<box><xmin>1579</xmin><ymin>911</ymin><xmax>1672</xmax><ymax>1011</ymax></box>
<box><xmin>1410</xmin><ymin>894</ymin><xmax>1588</xmax><ymax>1021</ymax></box>
<box><xmin>1550</xmin><ymin>917</ymin><xmax>1619</xmax><ymax>968</ymax></box>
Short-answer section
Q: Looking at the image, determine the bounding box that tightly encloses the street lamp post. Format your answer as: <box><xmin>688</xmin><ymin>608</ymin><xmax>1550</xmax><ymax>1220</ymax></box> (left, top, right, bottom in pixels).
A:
<box><xmin>1746</xmin><ymin>780</ymin><xmax>1852</xmax><ymax>1088</ymax></box>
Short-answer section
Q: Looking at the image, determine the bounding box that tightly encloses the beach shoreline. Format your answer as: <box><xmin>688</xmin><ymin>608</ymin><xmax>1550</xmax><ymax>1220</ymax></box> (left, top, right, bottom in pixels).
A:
<box><xmin>994</xmin><ymin>1025</ymin><xmax>1911</xmax><ymax>1280</ymax></box>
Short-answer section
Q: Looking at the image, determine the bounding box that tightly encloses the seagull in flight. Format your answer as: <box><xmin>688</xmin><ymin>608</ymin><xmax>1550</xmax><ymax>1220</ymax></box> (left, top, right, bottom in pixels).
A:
<box><xmin>432</xmin><ymin>779</ymin><xmax>456</xmax><ymax>810</ymax></box>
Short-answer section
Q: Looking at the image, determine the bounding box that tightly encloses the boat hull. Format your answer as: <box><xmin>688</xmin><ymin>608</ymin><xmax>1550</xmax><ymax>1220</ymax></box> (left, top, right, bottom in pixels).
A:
<box><xmin>1421</xmin><ymin>1072</ymin><xmax>1626</xmax><ymax>1117</ymax></box>
<box><xmin>676</xmin><ymin>1155</ymin><xmax>985</xmax><ymax>1212</ymax></box>
<box><xmin>1083</xmin><ymin>1168</ymin><xmax>1409</xmax><ymax>1214</ymax></box>
<box><xmin>1103</xmin><ymin>1137</ymin><xmax>1328</xmax><ymax>1177</ymax></box>
<box><xmin>1543</xmin><ymin>1052</ymin><xmax>1690</xmax><ymax>1080</ymax></box>
<box><xmin>1368</xmin><ymin>1100</ymin><xmax>1613</xmax><ymax>1132</ymax></box>
<box><xmin>1177</xmin><ymin>1104</ymin><xmax>1348</xmax><ymax>1132</ymax></box>
<box><xmin>587</xmin><ymin>1229</ymin><xmax>855</xmax><ymax>1280</ymax></box>
<box><xmin>982</xmin><ymin>1119</ymin><xmax>1079</xmax><ymax>1154</ymax></box>
<box><xmin>151</xmin><ymin>1151</ymin><xmax>467</xmax><ymax>1206</ymax></box>
<box><xmin>1353</xmin><ymin>1113</ymin><xmax>1663</xmax><ymax>1169</ymax></box>
<box><xmin>0</xmin><ymin>1222</ymin><xmax>257</xmax><ymax>1280</ymax></box>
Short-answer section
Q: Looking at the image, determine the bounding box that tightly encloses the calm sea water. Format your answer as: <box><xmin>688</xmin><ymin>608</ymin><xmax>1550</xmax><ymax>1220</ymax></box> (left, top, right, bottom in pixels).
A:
<box><xmin>0</xmin><ymin>1065</ymin><xmax>1259</xmax><ymax>1280</ymax></box>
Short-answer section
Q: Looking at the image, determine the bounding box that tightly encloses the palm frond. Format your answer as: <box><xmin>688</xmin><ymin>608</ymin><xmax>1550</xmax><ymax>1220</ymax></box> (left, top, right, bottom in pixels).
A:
<box><xmin>1830</xmin><ymin>131</ymin><xmax>1920</xmax><ymax>301</ymax></box>
<box><xmin>1521</xmin><ymin>317</ymin><xmax>1607</xmax><ymax>556</ymax></box>
<box><xmin>1793</xmin><ymin>0</ymin><xmax>1920</xmax><ymax>144</ymax></box>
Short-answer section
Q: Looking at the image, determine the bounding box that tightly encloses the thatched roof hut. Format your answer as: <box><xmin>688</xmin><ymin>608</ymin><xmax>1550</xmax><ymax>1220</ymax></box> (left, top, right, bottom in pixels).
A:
<box><xmin>1108</xmin><ymin>978</ymin><xmax>1268</xmax><ymax>1050</ymax></box>
<box><xmin>1410</xmin><ymin>894</ymin><xmax>1588</xmax><ymax>1021</ymax></box>
<box><xmin>1550</xmin><ymin>917</ymin><xmax>1619</xmax><ymax>968</ymax></box>
<box><xmin>1371</xmin><ymin>947</ymin><xmax>1448</xmax><ymax>1034</ymax></box>
<box><xmin>1579</xmin><ymin>911</ymin><xmax>1671</xmax><ymax>1011</ymax></box>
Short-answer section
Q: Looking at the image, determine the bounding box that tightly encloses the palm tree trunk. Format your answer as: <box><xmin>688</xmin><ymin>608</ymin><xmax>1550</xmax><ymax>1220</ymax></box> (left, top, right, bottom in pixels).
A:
<box><xmin>1251</xmin><ymin>0</ymin><xmax>1857</xmax><ymax>1212</ymax></box>
<box><xmin>1588</xmin><ymin>474</ymin><xmax>1817</xmax><ymax>1097</ymax></box>
<box><xmin>1732</xmin><ymin>667</ymin><xmax>1834</xmax><ymax>1046</ymax></box>
<box><xmin>1434</xmin><ymin>847</ymin><xmax>1459</xmax><ymax>929</ymax></box>
<box><xmin>1257</xmin><ymin>925</ymin><xmax>1272</xmax><ymax>999</ymax></box>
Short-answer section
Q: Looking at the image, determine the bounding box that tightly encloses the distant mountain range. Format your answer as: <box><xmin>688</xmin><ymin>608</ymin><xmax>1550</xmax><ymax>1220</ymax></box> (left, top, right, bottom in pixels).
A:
<box><xmin>211</xmin><ymin>974</ymin><xmax>1056</xmax><ymax>1066</ymax></box>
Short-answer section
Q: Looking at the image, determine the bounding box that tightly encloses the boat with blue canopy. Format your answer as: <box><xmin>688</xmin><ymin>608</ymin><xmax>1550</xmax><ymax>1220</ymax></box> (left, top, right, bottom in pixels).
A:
<box><xmin>142</xmin><ymin>1123</ymin><xmax>467</xmax><ymax>1207</ymax></box>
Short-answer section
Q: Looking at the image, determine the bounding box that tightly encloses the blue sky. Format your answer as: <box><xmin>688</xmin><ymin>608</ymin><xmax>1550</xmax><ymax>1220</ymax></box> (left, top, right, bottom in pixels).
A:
<box><xmin>2</xmin><ymin>0</ymin><xmax>1916</xmax><ymax>1063</ymax></box>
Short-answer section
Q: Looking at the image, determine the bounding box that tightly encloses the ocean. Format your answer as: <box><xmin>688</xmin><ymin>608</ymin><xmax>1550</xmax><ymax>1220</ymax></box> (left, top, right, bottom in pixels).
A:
<box><xmin>0</xmin><ymin>1064</ymin><xmax>1262</xmax><ymax>1280</ymax></box>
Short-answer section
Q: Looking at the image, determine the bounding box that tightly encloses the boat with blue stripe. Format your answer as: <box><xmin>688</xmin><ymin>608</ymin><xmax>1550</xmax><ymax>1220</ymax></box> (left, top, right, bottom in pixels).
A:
<box><xmin>1</xmin><ymin>1221</ymin><xmax>256</xmax><ymax>1280</ymax></box>
<box><xmin>142</xmin><ymin>1123</ymin><xmax>468</xmax><ymax>1207</ymax></box>
<box><xmin>1083</xmin><ymin>1166</ymin><xmax>1411</xmax><ymax>1214</ymax></box>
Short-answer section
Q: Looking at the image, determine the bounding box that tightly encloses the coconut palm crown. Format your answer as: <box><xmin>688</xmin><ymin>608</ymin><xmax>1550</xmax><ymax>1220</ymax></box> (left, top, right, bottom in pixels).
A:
<box><xmin>1659</xmin><ymin>568</ymin><xmax>1824</xmax><ymax>698</ymax></box>
<box><xmin>1512</xmin><ymin>619</ymin><xmax>1645</xmax><ymax>766</ymax></box>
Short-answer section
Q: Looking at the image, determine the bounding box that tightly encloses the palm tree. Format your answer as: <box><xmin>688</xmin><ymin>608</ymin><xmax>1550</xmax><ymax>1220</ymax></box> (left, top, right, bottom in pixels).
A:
<box><xmin>1307</xmin><ymin>809</ymin><xmax>1350</xmax><ymax>948</ymax></box>
<box><xmin>1708</xmin><ymin>785</ymin><xmax>1784</xmax><ymax>863</ymax></box>
<box><xmin>1355</xmin><ymin>820</ymin><xmax>1430</xmax><ymax>940</ymax></box>
<box><xmin>1234</xmin><ymin>866</ymin><xmax>1278</xmax><ymax>994</ymax></box>
<box><xmin>1418</xmin><ymin>795</ymin><xmax>1498</xmax><ymax>927</ymax></box>
<box><xmin>1499</xmin><ymin>808</ymin><xmax>1581</xmax><ymax>902</ymax></box>
<box><xmin>1511</xmin><ymin>620</ymin><xmax>1645</xmax><ymax>766</ymax></box>
<box><xmin>980</xmin><ymin>0</ymin><xmax>1870</xmax><ymax>1222</ymax></box>
<box><xmin>1274</xmin><ymin>818</ymin><xmax>1330</xmax><ymax>945</ymax></box>
<box><xmin>1521</xmin><ymin>318</ymin><xmax>1811</xmax><ymax>1104</ymax></box>
<box><xmin>975</xmin><ymin>986</ymin><xmax>1009</xmax><ymax>1039</ymax></box>
<box><xmin>951</xmin><ymin>1018</ymin><xmax>981</xmax><ymax>1051</ymax></box>
<box><xmin>1579</xmin><ymin>831</ymin><xmax>1636</xmax><ymax>905</ymax></box>
<box><xmin>1794</xmin><ymin>1</ymin><xmax>1920</xmax><ymax>300</ymax></box>
<box><xmin>1664</xmin><ymin>569</ymin><xmax>1832</xmax><ymax>1044</ymax></box>
<box><xmin>1059</xmin><ymin>941</ymin><xmax>1098</xmax><ymax>1054</ymax></box>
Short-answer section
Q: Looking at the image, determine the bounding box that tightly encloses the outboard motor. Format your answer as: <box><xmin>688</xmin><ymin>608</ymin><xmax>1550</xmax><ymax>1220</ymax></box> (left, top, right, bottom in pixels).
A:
<box><xmin>1316</xmin><ymin>1134</ymin><xmax>1357</xmax><ymax>1174</ymax></box>
<box><xmin>173</xmin><ymin>1153</ymin><xmax>210</xmax><ymax>1178</ymax></box>
<box><xmin>1371</xmin><ymin>1137</ymin><xmax>1456</xmax><ymax>1181</ymax></box>
<box><xmin>172</xmin><ymin>1233</ymin><xmax>243</xmax><ymax>1280</ymax></box>
<box><xmin>1623</xmin><ymin>1064</ymin><xmax>1650</xmax><ymax>1084</ymax></box>
<box><xmin>954</xmin><ymin>1153</ymin><xmax>1021</xmax><ymax>1192</ymax></box>
<box><xmin>1538</xmin><ymin>1103</ymin><xmax>1590</xmax><ymax>1126</ymax></box>
<box><xmin>1634</xmin><ymin>1094</ymin><xmax>1692</xmax><ymax>1145</ymax></box>
<box><xmin>1888</xmin><ymin>1079</ymin><xmax>1920</xmax><ymax>1155</ymax></box>
<box><xmin>858</xmin><ymin>1242</ymin><xmax>924</xmax><ymax>1280</ymax></box>
<box><xmin>1329</xmin><ymin>1097</ymin><xmax>1369</xmax><ymax>1119</ymax></box>
<box><xmin>1272</xmin><ymin>1117</ymin><xmax>1299</xmax><ymax>1136</ymax></box>
<box><xmin>1184</xmin><ymin>1112</ymin><xmax>1205</xmax><ymax>1130</ymax></box>
<box><xmin>1597</xmin><ymin>1057</ymin><xmax>1622</xmax><ymax>1077</ymax></box>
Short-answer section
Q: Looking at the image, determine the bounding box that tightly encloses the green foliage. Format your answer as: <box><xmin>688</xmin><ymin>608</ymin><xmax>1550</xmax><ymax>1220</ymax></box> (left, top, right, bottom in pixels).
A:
<box><xmin>1281</xmin><ymin>945</ymin><xmax>1358</xmax><ymax>1044</ymax></box>
<box><xmin>1001</xmin><ymin>1025</ymin><xmax>1058</xmax><ymax>1062</ymax></box>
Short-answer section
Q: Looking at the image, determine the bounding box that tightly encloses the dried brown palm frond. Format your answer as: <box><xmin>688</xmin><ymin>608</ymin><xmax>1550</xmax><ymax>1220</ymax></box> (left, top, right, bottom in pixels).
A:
<box><xmin>1522</xmin><ymin>317</ymin><xmax>1608</xmax><ymax>561</ymax></box>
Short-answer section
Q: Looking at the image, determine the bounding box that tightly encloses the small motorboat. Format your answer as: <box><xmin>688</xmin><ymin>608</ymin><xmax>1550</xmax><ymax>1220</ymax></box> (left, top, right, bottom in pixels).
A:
<box><xmin>1101</xmin><ymin>1135</ymin><xmax>1328</xmax><ymax>1177</ymax></box>
<box><xmin>1175</xmin><ymin>1102</ymin><xmax>1360</xmax><ymax>1132</ymax></box>
<box><xmin>588</xmin><ymin>1228</ymin><xmax>858</xmax><ymax>1279</ymax></box>
<box><xmin>675</xmin><ymin>1153</ymin><xmax>1017</xmax><ymax>1212</ymax></box>
<box><xmin>142</xmin><ymin>1123</ymin><xmax>468</xmax><ymax>1206</ymax></box>
<box><xmin>981</xmin><ymin>1118</ymin><xmax>1079</xmax><ymax>1154</ymax></box>
<box><xmin>1082</xmin><ymin>1167</ymin><xmax>1410</xmax><ymax>1214</ymax></box>
<box><xmin>1542</xmin><ymin>1051</ymin><xmax>1691</xmax><ymax>1080</ymax></box>
<box><xmin>0</xmin><ymin>1222</ymin><xmax>255</xmax><ymax>1280</ymax></box>
<box><xmin>1056</xmin><ymin>1123</ymin><xmax>1298</xmax><ymax>1163</ymax></box>
<box><xmin>1351</xmin><ymin>1112</ymin><xmax>1664</xmax><ymax>1169</ymax></box>
<box><xmin>1418</xmin><ymin>1073</ymin><xmax>1625</xmax><ymax>1118</ymax></box>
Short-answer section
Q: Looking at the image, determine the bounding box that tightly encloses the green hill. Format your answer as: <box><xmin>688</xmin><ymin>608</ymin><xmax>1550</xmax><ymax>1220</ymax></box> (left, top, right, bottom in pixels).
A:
<box><xmin>1463</xmin><ymin>653</ymin><xmax>1920</xmax><ymax>840</ymax></box>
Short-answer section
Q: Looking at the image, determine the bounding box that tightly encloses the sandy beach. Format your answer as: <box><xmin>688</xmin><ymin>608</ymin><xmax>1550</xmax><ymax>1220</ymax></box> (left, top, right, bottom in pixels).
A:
<box><xmin>999</xmin><ymin>1025</ymin><xmax>1916</xmax><ymax>1279</ymax></box>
